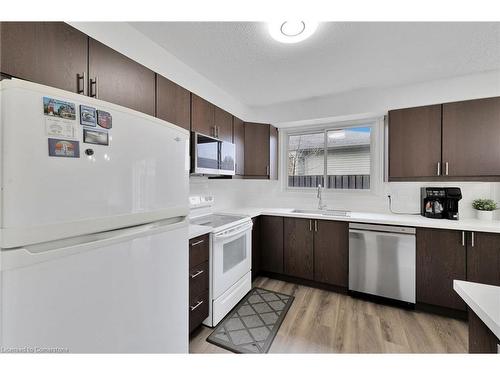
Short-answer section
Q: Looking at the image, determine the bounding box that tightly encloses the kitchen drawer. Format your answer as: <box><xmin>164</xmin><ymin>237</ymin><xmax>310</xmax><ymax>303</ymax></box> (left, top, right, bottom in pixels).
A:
<box><xmin>189</xmin><ymin>261</ymin><xmax>209</xmax><ymax>301</ymax></box>
<box><xmin>189</xmin><ymin>290</ymin><xmax>209</xmax><ymax>333</ymax></box>
<box><xmin>189</xmin><ymin>234</ymin><xmax>209</xmax><ymax>268</ymax></box>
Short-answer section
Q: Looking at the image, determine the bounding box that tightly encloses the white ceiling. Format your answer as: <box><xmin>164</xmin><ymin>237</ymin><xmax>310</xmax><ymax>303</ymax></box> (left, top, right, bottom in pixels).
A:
<box><xmin>130</xmin><ymin>22</ymin><xmax>500</xmax><ymax>108</ymax></box>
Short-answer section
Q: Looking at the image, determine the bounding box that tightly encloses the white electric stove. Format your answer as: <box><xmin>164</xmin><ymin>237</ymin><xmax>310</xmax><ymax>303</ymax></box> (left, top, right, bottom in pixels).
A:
<box><xmin>189</xmin><ymin>196</ymin><xmax>253</xmax><ymax>327</ymax></box>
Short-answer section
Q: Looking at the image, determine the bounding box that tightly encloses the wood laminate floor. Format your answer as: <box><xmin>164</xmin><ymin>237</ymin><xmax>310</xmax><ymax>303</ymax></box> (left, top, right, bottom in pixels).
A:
<box><xmin>189</xmin><ymin>276</ymin><xmax>468</xmax><ymax>353</ymax></box>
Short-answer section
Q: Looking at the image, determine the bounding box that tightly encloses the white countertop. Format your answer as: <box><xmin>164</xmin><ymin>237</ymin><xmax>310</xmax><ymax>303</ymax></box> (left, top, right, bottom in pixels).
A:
<box><xmin>189</xmin><ymin>224</ymin><xmax>212</xmax><ymax>239</ymax></box>
<box><xmin>218</xmin><ymin>207</ymin><xmax>500</xmax><ymax>233</ymax></box>
<box><xmin>189</xmin><ymin>206</ymin><xmax>500</xmax><ymax>239</ymax></box>
<box><xmin>454</xmin><ymin>280</ymin><xmax>500</xmax><ymax>340</ymax></box>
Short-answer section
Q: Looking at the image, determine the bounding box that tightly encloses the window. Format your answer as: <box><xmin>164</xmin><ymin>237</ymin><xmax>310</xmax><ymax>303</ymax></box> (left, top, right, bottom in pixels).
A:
<box><xmin>287</xmin><ymin>125</ymin><xmax>372</xmax><ymax>190</ymax></box>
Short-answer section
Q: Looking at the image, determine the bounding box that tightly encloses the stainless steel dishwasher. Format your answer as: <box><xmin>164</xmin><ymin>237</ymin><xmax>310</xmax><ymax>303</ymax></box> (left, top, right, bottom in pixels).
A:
<box><xmin>348</xmin><ymin>223</ymin><xmax>416</xmax><ymax>304</ymax></box>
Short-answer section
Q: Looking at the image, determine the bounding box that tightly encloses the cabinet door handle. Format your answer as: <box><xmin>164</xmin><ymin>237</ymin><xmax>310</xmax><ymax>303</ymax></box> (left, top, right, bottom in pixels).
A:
<box><xmin>309</xmin><ymin>219</ymin><xmax>312</xmax><ymax>232</ymax></box>
<box><xmin>76</xmin><ymin>72</ymin><xmax>87</xmax><ymax>95</ymax></box>
<box><xmin>89</xmin><ymin>76</ymin><xmax>99</xmax><ymax>98</ymax></box>
<box><xmin>471</xmin><ymin>232</ymin><xmax>475</xmax><ymax>247</ymax></box>
<box><xmin>190</xmin><ymin>239</ymin><xmax>205</xmax><ymax>247</ymax></box>
<box><xmin>266</xmin><ymin>165</ymin><xmax>270</xmax><ymax>176</ymax></box>
<box><xmin>190</xmin><ymin>270</ymin><xmax>204</xmax><ymax>279</ymax></box>
<box><xmin>190</xmin><ymin>300</ymin><xmax>203</xmax><ymax>311</ymax></box>
<box><xmin>462</xmin><ymin>231</ymin><xmax>465</xmax><ymax>247</ymax></box>
<box><xmin>437</xmin><ymin>162</ymin><xmax>441</xmax><ymax>176</ymax></box>
<box><xmin>445</xmin><ymin>162</ymin><xmax>449</xmax><ymax>176</ymax></box>
<box><xmin>315</xmin><ymin>220</ymin><xmax>318</xmax><ymax>232</ymax></box>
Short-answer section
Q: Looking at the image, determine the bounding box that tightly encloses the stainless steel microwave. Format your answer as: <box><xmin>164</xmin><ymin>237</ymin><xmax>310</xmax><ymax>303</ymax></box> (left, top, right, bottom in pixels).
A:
<box><xmin>191</xmin><ymin>132</ymin><xmax>235</xmax><ymax>176</ymax></box>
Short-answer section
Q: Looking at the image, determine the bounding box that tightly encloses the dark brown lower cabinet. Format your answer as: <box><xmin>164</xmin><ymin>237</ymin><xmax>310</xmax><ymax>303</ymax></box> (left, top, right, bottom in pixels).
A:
<box><xmin>260</xmin><ymin>216</ymin><xmax>284</xmax><ymax>274</ymax></box>
<box><xmin>284</xmin><ymin>218</ymin><xmax>314</xmax><ymax>280</ymax></box>
<box><xmin>468</xmin><ymin>310</ymin><xmax>500</xmax><ymax>353</ymax></box>
<box><xmin>189</xmin><ymin>291</ymin><xmax>209</xmax><ymax>334</ymax></box>
<box><xmin>416</xmin><ymin>228</ymin><xmax>467</xmax><ymax>311</ymax></box>
<box><xmin>189</xmin><ymin>234</ymin><xmax>210</xmax><ymax>333</ymax></box>
<box><xmin>467</xmin><ymin>232</ymin><xmax>500</xmax><ymax>286</ymax></box>
<box><xmin>262</xmin><ymin>216</ymin><xmax>348</xmax><ymax>288</ymax></box>
<box><xmin>251</xmin><ymin>217</ymin><xmax>261</xmax><ymax>280</ymax></box>
<box><xmin>314</xmin><ymin>220</ymin><xmax>349</xmax><ymax>287</ymax></box>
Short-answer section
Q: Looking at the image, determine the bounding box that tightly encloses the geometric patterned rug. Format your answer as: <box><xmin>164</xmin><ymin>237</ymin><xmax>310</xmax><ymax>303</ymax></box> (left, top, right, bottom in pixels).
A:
<box><xmin>206</xmin><ymin>288</ymin><xmax>294</xmax><ymax>353</ymax></box>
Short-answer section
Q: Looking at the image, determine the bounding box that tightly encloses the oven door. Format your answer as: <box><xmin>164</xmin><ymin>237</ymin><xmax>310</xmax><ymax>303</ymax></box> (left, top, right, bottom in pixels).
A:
<box><xmin>212</xmin><ymin>221</ymin><xmax>252</xmax><ymax>299</ymax></box>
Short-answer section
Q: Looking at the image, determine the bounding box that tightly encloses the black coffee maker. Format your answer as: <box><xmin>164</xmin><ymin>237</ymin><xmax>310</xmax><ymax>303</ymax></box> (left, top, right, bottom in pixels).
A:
<box><xmin>421</xmin><ymin>187</ymin><xmax>462</xmax><ymax>220</ymax></box>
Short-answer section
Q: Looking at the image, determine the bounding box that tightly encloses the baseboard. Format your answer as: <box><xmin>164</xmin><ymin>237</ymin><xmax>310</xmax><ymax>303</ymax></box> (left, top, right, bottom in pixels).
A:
<box><xmin>416</xmin><ymin>302</ymin><xmax>468</xmax><ymax>320</ymax></box>
<box><xmin>348</xmin><ymin>290</ymin><xmax>415</xmax><ymax>310</ymax></box>
<box><xmin>258</xmin><ymin>271</ymin><xmax>348</xmax><ymax>294</ymax></box>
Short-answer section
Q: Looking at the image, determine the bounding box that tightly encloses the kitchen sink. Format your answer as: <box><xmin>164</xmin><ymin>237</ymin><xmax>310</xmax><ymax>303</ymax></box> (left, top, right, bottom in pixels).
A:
<box><xmin>292</xmin><ymin>209</ymin><xmax>351</xmax><ymax>217</ymax></box>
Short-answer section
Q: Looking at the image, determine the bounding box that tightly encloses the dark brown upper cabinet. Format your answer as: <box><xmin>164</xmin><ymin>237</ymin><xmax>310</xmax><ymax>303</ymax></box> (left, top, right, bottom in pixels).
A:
<box><xmin>233</xmin><ymin>117</ymin><xmax>245</xmax><ymax>176</ymax></box>
<box><xmin>284</xmin><ymin>217</ymin><xmax>314</xmax><ymax>280</ymax></box>
<box><xmin>244</xmin><ymin>122</ymin><xmax>278</xmax><ymax>179</ymax></box>
<box><xmin>191</xmin><ymin>95</ymin><xmax>233</xmax><ymax>141</ymax></box>
<box><xmin>416</xmin><ymin>228</ymin><xmax>466</xmax><ymax>311</ymax></box>
<box><xmin>442</xmin><ymin>97</ymin><xmax>500</xmax><ymax>177</ymax></box>
<box><xmin>88</xmin><ymin>38</ymin><xmax>155</xmax><ymax>116</ymax></box>
<box><xmin>156</xmin><ymin>74</ymin><xmax>191</xmax><ymax>131</ymax></box>
<box><xmin>259</xmin><ymin>216</ymin><xmax>284</xmax><ymax>274</ymax></box>
<box><xmin>214</xmin><ymin>106</ymin><xmax>233</xmax><ymax>142</ymax></box>
<box><xmin>388</xmin><ymin>97</ymin><xmax>500</xmax><ymax>181</ymax></box>
<box><xmin>467</xmin><ymin>231</ymin><xmax>500</xmax><ymax>287</ymax></box>
<box><xmin>269</xmin><ymin>125</ymin><xmax>279</xmax><ymax>180</ymax></box>
<box><xmin>0</xmin><ymin>22</ymin><xmax>88</xmax><ymax>94</ymax></box>
<box><xmin>388</xmin><ymin>105</ymin><xmax>442</xmax><ymax>180</ymax></box>
<box><xmin>313</xmin><ymin>220</ymin><xmax>349</xmax><ymax>287</ymax></box>
<box><xmin>191</xmin><ymin>94</ymin><xmax>215</xmax><ymax>137</ymax></box>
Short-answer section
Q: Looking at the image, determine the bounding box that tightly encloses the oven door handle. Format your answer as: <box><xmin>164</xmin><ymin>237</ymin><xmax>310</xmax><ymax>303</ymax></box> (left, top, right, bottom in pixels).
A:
<box><xmin>214</xmin><ymin>221</ymin><xmax>253</xmax><ymax>239</ymax></box>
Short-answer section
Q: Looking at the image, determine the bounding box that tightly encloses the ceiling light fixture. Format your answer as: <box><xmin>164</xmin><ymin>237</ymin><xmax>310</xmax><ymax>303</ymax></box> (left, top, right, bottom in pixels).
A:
<box><xmin>268</xmin><ymin>21</ymin><xmax>318</xmax><ymax>44</ymax></box>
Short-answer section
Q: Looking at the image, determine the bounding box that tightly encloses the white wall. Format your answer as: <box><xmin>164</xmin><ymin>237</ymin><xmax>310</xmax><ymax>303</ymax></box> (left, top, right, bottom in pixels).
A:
<box><xmin>191</xmin><ymin>177</ymin><xmax>500</xmax><ymax>220</ymax></box>
<box><xmin>251</xmin><ymin>69</ymin><xmax>500</xmax><ymax>125</ymax></box>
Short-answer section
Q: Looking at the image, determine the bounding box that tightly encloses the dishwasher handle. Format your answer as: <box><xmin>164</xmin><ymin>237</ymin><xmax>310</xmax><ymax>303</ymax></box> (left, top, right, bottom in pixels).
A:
<box><xmin>349</xmin><ymin>222</ymin><xmax>415</xmax><ymax>235</ymax></box>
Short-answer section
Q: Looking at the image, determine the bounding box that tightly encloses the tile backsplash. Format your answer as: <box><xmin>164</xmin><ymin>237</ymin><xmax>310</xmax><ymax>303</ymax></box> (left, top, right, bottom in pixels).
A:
<box><xmin>190</xmin><ymin>176</ymin><xmax>500</xmax><ymax>220</ymax></box>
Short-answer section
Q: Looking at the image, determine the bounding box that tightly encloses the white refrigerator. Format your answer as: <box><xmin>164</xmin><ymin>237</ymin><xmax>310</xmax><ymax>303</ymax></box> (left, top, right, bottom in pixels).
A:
<box><xmin>0</xmin><ymin>79</ymin><xmax>190</xmax><ymax>353</ymax></box>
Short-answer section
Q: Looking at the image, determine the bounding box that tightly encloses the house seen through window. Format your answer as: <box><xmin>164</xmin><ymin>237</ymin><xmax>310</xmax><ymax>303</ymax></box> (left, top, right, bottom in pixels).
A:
<box><xmin>288</xmin><ymin>125</ymin><xmax>372</xmax><ymax>190</ymax></box>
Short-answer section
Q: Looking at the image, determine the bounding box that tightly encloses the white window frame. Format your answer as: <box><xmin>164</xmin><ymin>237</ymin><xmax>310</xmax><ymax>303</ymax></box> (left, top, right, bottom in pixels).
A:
<box><xmin>279</xmin><ymin>117</ymin><xmax>385</xmax><ymax>195</ymax></box>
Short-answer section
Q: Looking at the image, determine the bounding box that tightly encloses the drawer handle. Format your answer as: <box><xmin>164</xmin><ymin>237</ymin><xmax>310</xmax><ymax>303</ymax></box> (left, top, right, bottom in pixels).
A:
<box><xmin>190</xmin><ymin>270</ymin><xmax>205</xmax><ymax>279</ymax></box>
<box><xmin>191</xmin><ymin>239</ymin><xmax>205</xmax><ymax>247</ymax></box>
<box><xmin>190</xmin><ymin>300</ymin><xmax>203</xmax><ymax>311</ymax></box>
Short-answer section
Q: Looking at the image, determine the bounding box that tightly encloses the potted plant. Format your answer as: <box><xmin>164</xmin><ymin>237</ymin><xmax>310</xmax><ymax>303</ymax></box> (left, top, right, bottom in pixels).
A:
<box><xmin>472</xmin><ymin>199</ymin><xmax>497</xmax><ymax>221</ymax></box>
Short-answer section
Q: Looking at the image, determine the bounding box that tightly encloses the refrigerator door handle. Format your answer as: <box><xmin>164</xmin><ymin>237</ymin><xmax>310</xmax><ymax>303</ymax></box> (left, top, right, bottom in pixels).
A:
<box><xmin>12</xmin><ymin>216</ymin><xmax>186</xmax><ymax>256</ymax></box>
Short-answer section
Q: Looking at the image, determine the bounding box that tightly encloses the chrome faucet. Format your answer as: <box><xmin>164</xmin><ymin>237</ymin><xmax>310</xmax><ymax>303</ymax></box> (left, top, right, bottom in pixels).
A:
<box><xmin>317</xmin><ymin>184</ymin><xmax>327</xmax><ymax>210</ymax></box>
